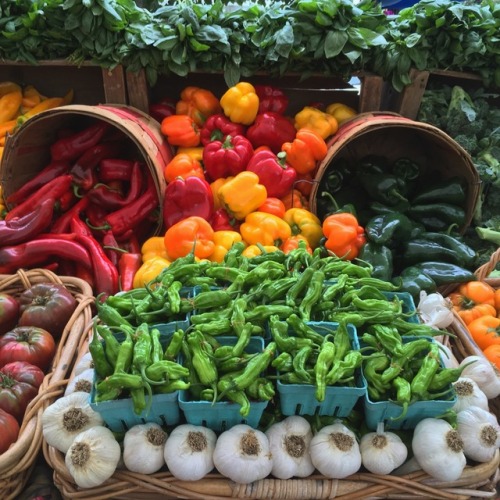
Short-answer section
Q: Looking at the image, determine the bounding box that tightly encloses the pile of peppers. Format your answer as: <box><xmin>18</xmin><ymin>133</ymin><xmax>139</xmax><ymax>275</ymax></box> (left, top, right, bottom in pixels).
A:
<box><xmin>0</xmin><ymin>120</ymin><xmax>161</xmax><ymax>296</ymax></box>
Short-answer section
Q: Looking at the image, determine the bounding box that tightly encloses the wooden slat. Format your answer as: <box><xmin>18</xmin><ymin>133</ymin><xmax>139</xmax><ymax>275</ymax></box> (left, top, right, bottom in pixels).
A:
<box><xmin>101</xmin><ymin>65</ymin><xmax>127</xmax><ymax>104</ymax></box>
<box><xmin>358</xmin><ymin>72</ymin><xmax>384</xmax><ymax>112</ymax></box>
<box><xmin>395</xmin><ymin>69</ymin><xmax>430</xmax><ymax>120</ymax></box>
<box><xmin>125</xmin><ymin>69</ymin><xmax>149</xmax><ymax>113</ymax></box>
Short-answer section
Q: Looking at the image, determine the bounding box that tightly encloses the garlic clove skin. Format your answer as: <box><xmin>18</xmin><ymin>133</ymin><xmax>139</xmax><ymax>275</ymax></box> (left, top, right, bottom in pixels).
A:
<box><xmin>412</xmin><ymin>418</ymin><xmax>466</xmax><ymax>482</ymax></box>
<box><xmin>213</xmin><ymin>424</ymin><xmax>273</xmax><ymax>484</ymax></box>
<box><xmin>452</xmin><ymin>377</ymin><xmax>489</xmax><ymax>413</ymax></box>
<box><xmin>459</xmin><ymin>356</ymin><xmax>500</xmax><ymax>399</ymax></box>
<box><xmin>309</xmin><ymin>422</ymin><xmax>361</xmax><ymax>479</ymax></box>
<box><xmin>64</xmin><ymin>368</ymin><xmax>95</xmax><ymax>397</ymax></box>
<box><xmin>265</xmin><ymin>415</ymin><xmax>315</xmax><ymax>479</ymax></box>
<box><xmin>65</xmin><ymin>425</ymin><xmax>121</xmax><ymax>488</ymax></box>
<box><xmin>457</xmin><ymin>406</ymin><xmax>500</xmax><ymax>463</ymax></box>
<box><xmin>417</xmin><ymin>291</ymin><xmax>454</xmax><ymax>329</ymax></box>
<box><xmin>164</xmin><ymin>424</ymin><xmax>217</xmax><ymax>481</ymax></box>
<box><xmin>42</xmin><ymin>391</ymin><xmax>104</xmax><ymax>453</ymax></box>
<box><xmin>123</xmin><ymin>423</ymin><xmax>167</xmax><ymax>474</ymax></box>
<box><xmin>73</xmin><ymin>352</ymin><xmax>94</xmax><ymax>377</ymax></box>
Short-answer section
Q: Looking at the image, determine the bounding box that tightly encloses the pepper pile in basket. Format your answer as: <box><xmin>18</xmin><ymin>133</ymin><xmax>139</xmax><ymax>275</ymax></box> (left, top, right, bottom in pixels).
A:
<box><xmin>0</xmin><ymin>121</ymin><xmax>159</xmax><ymax>296</ymax></box>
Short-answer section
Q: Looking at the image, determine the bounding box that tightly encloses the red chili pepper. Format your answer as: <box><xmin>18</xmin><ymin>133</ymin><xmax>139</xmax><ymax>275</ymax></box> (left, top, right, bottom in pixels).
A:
<box><xmin>85</xmin><ymin>202</ymin><xmax>108</xmax><ymax>230</ymax></box>
<box><xmin>149</xmin><ymin>98</ymin><xmax>176</xmax><ymax>123</ymax></box>
<box><xmin>5</xmin><ymin>175</ymin><xmax>73</xmax><ymax>221</ymax></box>
<box><xmin>202</xmin><ymin>134</ymin><xmax>254</xmax><ymax>181</ymax></box>
<box><xmin>102</xmin><ymin>173</ymin><xmax>159</xmax><ymax>236</ymax></box>
<box><xmin>57</xmin><ymin>189</ymin><xmax>77</xmax><ymax>213</ymax></box>
<box><xmin>70</xmin><ymin>141</ymin><xmax>123</xmax><ymax>191</ymax></box>
<box><xmin>98</xmin><ymin>158</ymin><xmax>135</xmax><ymax>183</ymax></box>
<box><xmin>163</xmin><ymin>176</ymin><xmax>214</xmax><ymax>229</ymax></box>
<box><xmin>116</xmin><ymin>229</ymin><xmax>141</xmax><ymax>254</ymax></box>
<box><xmin>50</xmin><ymin>196</ymin><xmax>89</xmax><ymax>234</ymax></box>
<box><xmin>118</xmin><ymin>252</ymin><xmax>142</xmax><ymax>292</ymax></box>
<box><xmin>211</xmin><ymin>207</ymin><xmax>241</xmax><ymax>232</ymax></box>
<box><xmin>0</xmin><ymin>198</ymin><xmax>55</xmax><ymax>246</ymax></box>
<box><xmin>6</xmin><ymin>160</ymin><xmax>70</xmax><ymax>205</ymax></box>
<box><xmin>255</xmin><ymin>85</ymin><xmax>289</xmax><ymax>115</ymax></box>
<box><xmin>70</xmin><ymin>214</ymin><xmax>93</xmax><ymax>237</ymax></box>
<box><xmin>246</xmin><ymin>149</ymin><xmax>297</xmax><ymax>198</ymax></box>
<box><xmin>74</xmin><ymin>233</ymin><xmax>120</xmax><ymax>297</ymax></box>
<box><xmin>87</xmin><ymin>162</ymin><xmax>143</xmax><ymax>211</ymax></box>
<box><xmin>101</xmin><ymin>230</ymin><xmax>123</xmax><ymax>267</ymax></box>
<box><xmin>199</xmin><ymin>113</ymin><xmax>247</xmax><ymax>146</ymax></box>
<box><xmin>246</xmin><ymin>112</ymin><xmax>296</xmax><ymax>154</ymax></box>
<box><xmin>50</xmin><ymin>121</ymin><xmax>111</xmax><ymax>162</ymax></box>
<box><xmin>0</xmin><ymin>236</ymin><xmax>92</xmax><ymax>273</ymax></box>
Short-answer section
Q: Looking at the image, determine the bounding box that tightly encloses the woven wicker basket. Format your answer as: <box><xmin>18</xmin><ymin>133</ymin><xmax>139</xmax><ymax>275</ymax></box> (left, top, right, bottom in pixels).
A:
<box><xmin>0</xmin><ymin>268</ymin><xmax>94</xmax><ymax>500</ymax></box>
<box><xmin>44</xmin><ymin>318</ymin><xmax>500</xmax><ymax>500</ymax></box>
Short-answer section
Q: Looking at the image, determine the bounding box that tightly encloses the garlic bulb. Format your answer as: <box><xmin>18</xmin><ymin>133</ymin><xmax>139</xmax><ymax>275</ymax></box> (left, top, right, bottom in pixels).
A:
<box><xmin>459</xmin><ymin>356</ymin><xmax>500</xmax><ymax>399</ymax></box>
<box><xmin>360</xmin><ymin>422</ymin><xmax>408</xmax><ymax>475</ymax></box>
<box><xmin>42</xmin><ymin>391</ymin><xmax>104</xmax><ymax>453</ymax></box>
<box><xmin>417</xmin><ymin>291</ymin><xmax>454</xmax><ymax>329</ymax></box>
<box><xmin>265</xmin><ymin>415</ymin><xmax>315</xmax><ymax>479</ymax></box>
<box><xmin>213</xmin><ymin>424</ymin><xmax>273</xmax><ymax>484</ymax></box>
<box><xmin>64</xmin><ymin>368</ymin><xmax>95</xmax><ymax>396</ymax></box>
<box><xmin>164</xmin><ymin>424</ymin><xmax>217</xmax><ymax>480</ymax></box>
<box><xmin>65</xmin><ymin>426</ymin><xmax>121</xmax><ymax>488</ymax></box>
<box><xmin>123</xmin><ymin>423</ymin><xmax>167</xmax><ymax>474</ymax></box>
<box><xmin>457</xmin><ymin>406</ymin><xmax>500</xmax><ymax>463</ymax></box>
<box><xmin>73</xmin><ymin>352</ymin><xmax>94</xmax><ymax>377</ymax></box>
<box><xmin>435</xmin><ymin>341</ymin><xmax>459</xmax><ymax>369</ymax></box>
<box><xmin>412</xmin><ymin>418</ymin><xmax>466</xmax><ymax>481</ymax></box>
<box><xmin>309</xmin><ymin>422</ymin><xmax>361</xmax><ymax>479</ymax></box>
<box><xmin>452</xmin><ymin>377</ymin><xmax>489</xmax><ymax>413</ymax></box>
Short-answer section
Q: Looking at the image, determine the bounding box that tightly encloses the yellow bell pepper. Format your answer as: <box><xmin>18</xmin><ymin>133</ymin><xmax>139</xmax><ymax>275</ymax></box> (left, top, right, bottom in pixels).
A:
<box><xmin>240</xmin><ymin>211</ymin><xmax>292</xmax><ymax>247</ymax></box>
<box><xmin>218</xmin><ymin>171</ymin><xmax>267</xmax><ymax>220</ymax></box>
<box><xmin>0</xmin><ymin>88</ymin><xmax>22</xmax><ymax>123</ymax></box>
<box><xmin>283</xmin><ymin>208</ymin><xmax>323</xmax><ymax>249</ymax></box>
<box><xmin>209</xmin><ymin>231</ymin><xmax>244</xmax><ymax>263</ymax></box>
<box><xmin>242</xmin><ymin>245</ymin><xmax>280</xmax><ymax>258</ymax></box>
<box><xmin>325</xmin><ymin>102</ymin><xmax>357</xmax><ymax>125</ymax></box>
<box><xmin>133</xmin><ymin>256</ymin><xmax>171</xmax><ymax>288</ymax></box>
<box><xmin>177</xmin><ymin>146</ymin><xmax>204</xmax><ymax>162</ymax></box>
<box><xmin>141</xmin><ymin>236</ymin><xmax>169</xmax><ymax>261</ymax></box>
<box><xmin>210</xmin><ymin>177</ymin><xmax>233</xmax><ymax>210</ymax></box>
<box><xmin>220</xmin><ymin>82</ymin><xmax>259</xmax><ymax>125</ymax></box>
<box><xmin>294</xmin><ymin>106</ymin><xmax>339</xmax><ymax>139</ymax></box>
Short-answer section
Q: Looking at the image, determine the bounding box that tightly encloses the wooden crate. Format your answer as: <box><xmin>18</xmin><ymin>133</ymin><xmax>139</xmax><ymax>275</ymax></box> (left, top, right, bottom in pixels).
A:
<box><xmin>125</xmin><ymin>69</ymin><xmax>385</xmax><ymax>116</ymax></box>
<box><xmin>0</xmin><ymin>60</ymin><xmax>127</xmax><ymax>105</ymax></box>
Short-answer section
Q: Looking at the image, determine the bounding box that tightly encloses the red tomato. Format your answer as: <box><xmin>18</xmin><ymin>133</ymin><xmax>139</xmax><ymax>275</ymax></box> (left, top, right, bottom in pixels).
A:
<box><xmin>0</xmin><ymin>361</ymin><xmax>44</xmax><ymax>422</ymax></box>
<box><xmin>0</xmin><ymin>293</ymin><xmax>20</xmax><ymax>336</ymax></box>
<box><xmin>0</xmin><ymin>326</ymin><xmax>56</xmax><ymax>371</ymax></box>
<box><xmin>0</xmin><ymin>407</ymin><xmax>19</xmax><ymax>454</ymax></box>
<box><xmin>18</xmin><ymin>283</ymin><xmax>77</xmax><ymax>339</ymax></box>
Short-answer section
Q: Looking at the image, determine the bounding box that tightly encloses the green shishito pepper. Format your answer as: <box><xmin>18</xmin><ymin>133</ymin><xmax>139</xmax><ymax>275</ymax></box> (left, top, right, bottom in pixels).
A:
<box><xmin>358</xmin><ymin>242</ymin><xmax>393</xmax><ymax>282</ymax></box>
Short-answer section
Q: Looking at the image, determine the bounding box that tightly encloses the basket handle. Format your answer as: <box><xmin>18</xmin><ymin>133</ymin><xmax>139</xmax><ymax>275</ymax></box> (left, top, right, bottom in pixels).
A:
<box><xmin>475</xmin><ymin>247</ymin><xmax>500</xmax><ymax>280</ymax></box>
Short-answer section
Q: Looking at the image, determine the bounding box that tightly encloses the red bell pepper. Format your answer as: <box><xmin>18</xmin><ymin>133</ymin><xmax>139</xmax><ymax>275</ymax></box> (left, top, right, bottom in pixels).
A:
<box><xmin>163</xmin><ymin>176</ymin><xmax>214</xmax><ymax>229</ymax></box>
<box><xmin>246</xmin><ymin>150</ymin><xmax>297</xmax><ymax>199</ymax></box>
<box><xmin>203</xmin><ymin>134</ymin><xmax>254</xmax><ymax>181</ymax></box>
<box><xmin>255</xmin><ymin>85</ymin><xmax>289</xmax><ymax>115</ymax></box>
<box><xmin>211</xmin><ymin>207</ymin><xmax>241</xmax><ymax>232</ymax></box>
<box><xmin>148</xmin><ymin>97</ymin><xmax>176</xmax><ymax>123</ymax></box>
<box><xmin>199</xmin><ymin>113</ymin><xmax>246</xmax><ymax>146</ymax></box>
<box><xmin>246</xmin><ymin>112</ymin><xmax>296</xmax><ymax>154</ymax></box>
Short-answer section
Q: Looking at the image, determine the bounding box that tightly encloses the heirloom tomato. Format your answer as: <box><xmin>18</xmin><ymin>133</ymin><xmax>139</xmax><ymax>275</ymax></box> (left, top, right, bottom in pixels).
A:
<box><xmin>18</xmin><ymin>283</ymin><xmax>77</xmax><ymax>339</ymax></box>
<box><xmin>0</xmin><ymin>293</ymin><xmax>20</xmax><ymax>336</ymax></box>
<box><xmin>0</xmin><ymin>326</ymin><xmax>56</xmax><ymax>370</ymax></box>
<box><xmin>0</xmin><ymin>408</ymin><xmax>19</xmax><ymax>454</ymax></box>
<box><xmin>0</xmin><ymin>361</ymin><xmax>44</xmax><ymax>421</ymax></box>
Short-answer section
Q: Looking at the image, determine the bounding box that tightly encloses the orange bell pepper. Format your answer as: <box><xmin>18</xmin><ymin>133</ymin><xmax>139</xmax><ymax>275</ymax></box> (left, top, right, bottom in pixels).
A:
<box><xmin>164</xmin><ymin>216</ymin><xmax>215</xmax><ymax>261</ymax></box>
<box><xmin>242</xmin><ymin>244</ymin><xmax>280</xmax><ymax>258</ymax></box>
<box><xmin>209</xmin><ymin>231</ymin><xmax>244</xmax><ymax>263</ymax></box>
<box><xmin>210</xmin><ymin>177</ymin><xmax>233</xmax><ymax>211</ymax></box>
<box><xmin>294</xmin><ymin>106</ymin><xmax>338</xmax><ymax>139</ymax></box>
<box><xmin>258</xmin><ymin>197</ymin><xmax>286</xmax><ymax>219</ymax></box>
<box><xmin>322</xmin><ymin>212</ymin><xmax>366</xmax><ymax>260</ymax></box>
<box><xmin>281</xmin><ymin>235</ymin><xmax>312</xmax><ymax>254</ymax></box>
<box><xmin>160</xmin><ymin>115</ymin><xmax>201</xmax><ymax>147</ymax></box>
<box><xmin>284</xmin><ymin>208</ymin><xmax>323</xmax><ymax>249</ymax></box>
<box><xmin>218</xmin><ymin>171</ymin><xmax>267</xmax><ymax>220</ymax></box>
<box><xmin>133</xmin><ymin>256</ymin><xmax>171</xmax><ymax>288</ymax></box>
<box><xmin>294</xmin><ymin>171</ymin><xmax>315</xmax><ymax>197</ymax></box>
<box><xmin>163</xmin><ymin>153</ymin><xmax>205</xmax><ymax>183</ymax></box>
<box><xmin>176</xmin><ymin>86</ymin><xmax>221</xmax><ymax>126</ymax></box>
<box><xmin>240</xmin><ymin>211</ymin><xmax>292</xmax><ymax>247</ymax></box>
<box><xmin>467</xmin><ymin>315</ymin><xmax>500</xmax><ymax>351</ymax></box>
<box><xmin>281</xmin><ymin>189</ymin><xmax>309</xmax><ymax>210</ymax></box>
<box><xmin>281</xmin><ymin>128</ymin><xmax>328</xmax><ymax>175</ymax></box>
<box><xmin>141</xmin><ymin>236</ymin><xmax>169</xmax><ymax>261</ymax></box>
<box><xmin>177</xmin><ymin>146</ymin><xmax>204</xmax><ymax>162</ymax></box>
<box><xmin>220</xmin><ymin>82</ymin><xmax>259</xmax><ymax>125</ymax></box>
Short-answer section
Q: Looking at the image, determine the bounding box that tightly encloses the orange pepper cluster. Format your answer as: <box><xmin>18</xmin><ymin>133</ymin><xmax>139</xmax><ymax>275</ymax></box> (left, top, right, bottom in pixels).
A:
<box><xmin>135</xmin><ymin>82</ymin><xmax>363</xmax><ymax>286</ymax></box>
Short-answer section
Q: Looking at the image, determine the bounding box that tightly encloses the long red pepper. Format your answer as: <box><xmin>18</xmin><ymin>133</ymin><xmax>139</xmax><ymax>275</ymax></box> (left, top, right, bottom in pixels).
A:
<box><xmin>98</xmin><ymin>158</ymin><xmax>135</xmax><ymax>183</ymax></box>
<box><xmin>118</xmin><ymin>252</ymin><xmax>142</xmax><ymax>292</ymax></box>
<box><xmin>5</xmin><ymin>175</ymin><xmax>73</xmax><ymax>221</ymax></box>
<box><xmin>101</xmin><ymin>230</ymin><xmax>123</xmax><ymax>267</ymax></box>
<box><xmin>0</xmin><ymin>198</ymin><xmax>55</xmax><ymax>246</ymax></box>
<box><xmin>6</xmin><ymin>160</ymin><xmax>70</xmax><ymax>205</ymax></box>
<box><xmin>50</xmin><ymin>196</ymin><xmax>89</xmax><ymax>234</ymax></box>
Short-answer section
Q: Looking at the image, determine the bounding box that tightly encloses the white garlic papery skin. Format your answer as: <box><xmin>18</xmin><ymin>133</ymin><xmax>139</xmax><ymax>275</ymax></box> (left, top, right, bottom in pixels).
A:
<box><xmin>265</xmin><ymin>415</ymin><xmax>315</xmax><ymax>479</ymax></box>
<box><xmin>457</xmin><ymin>406</ymin><xmax>500</xmax><ymax>463</ymax></box>
<box><xmin>73</xmin><ymin>352</ymin><xmax>94</xmax><ymax>377</ymax></box>
<box><xmin>164</xmin><ymin>424</ymin><xmax>217</xmax><ymax>481</ymax></box>
<box><xmin>42</xmin><ymin>391</ymin><xmax>104</xmax><ymax>453</ymax></box>
<box><xmin>65</xmin><ymin>426</ymin><xmax>121</xmax><ymax>488</ymax></box>
<box><xmin>64</xmin><ymin>368</ymin><xmax>95</xmax><ymax>396</ymax></box>
<box><xmin>123</xmin><ymin>422</ymin><xmax>167</xmax><ymax>474</ymax></box>
<box><xmin>460</xmin><ymin>356</ymin><xmax>500</xmax><ymax>399</ymax></box>
<box><xmin>452</xmin><ymin>377</ymin><xmax>489</xmax><ymax>413</ymax></box>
